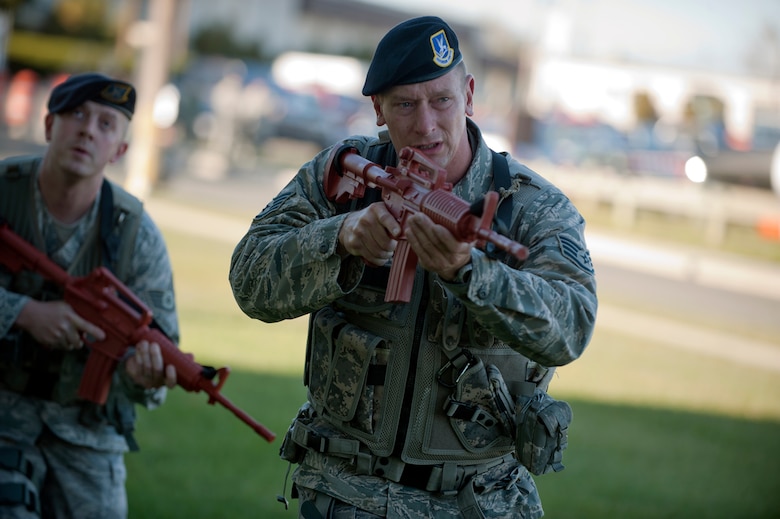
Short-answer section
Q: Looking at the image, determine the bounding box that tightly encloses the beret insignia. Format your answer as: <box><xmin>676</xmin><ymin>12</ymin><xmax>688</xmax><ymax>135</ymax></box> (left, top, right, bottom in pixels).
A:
<box><xmin>430</xmin><ymin>30</ymin><xmax>455</xmax><ymax>68</ymax></box>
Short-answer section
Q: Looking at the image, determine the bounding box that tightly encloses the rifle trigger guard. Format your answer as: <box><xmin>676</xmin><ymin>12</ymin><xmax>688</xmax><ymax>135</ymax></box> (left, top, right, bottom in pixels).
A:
<box><xmin>214</xmin><ymin>367</ymin><xmax>230</xmax><ymax>390</ymax></box>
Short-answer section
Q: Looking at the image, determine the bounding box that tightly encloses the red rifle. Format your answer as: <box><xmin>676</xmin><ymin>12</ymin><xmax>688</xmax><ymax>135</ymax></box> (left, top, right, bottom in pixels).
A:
<box><xmin>324</xmin><ymin>144</ymin><xmax>529</xmax><ymax>303</ymax></box>
<box><xmin>0</xmin><ymin>223</ymin><xmax>275</xmax><ymax>443</ymax></box>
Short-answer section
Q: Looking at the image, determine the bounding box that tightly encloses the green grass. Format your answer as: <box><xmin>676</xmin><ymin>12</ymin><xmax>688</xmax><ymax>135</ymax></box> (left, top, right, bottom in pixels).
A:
<box><xmin>125</xmin><ymin>228</ymin><xmax>780</xmax><ymax>519</ymax></box>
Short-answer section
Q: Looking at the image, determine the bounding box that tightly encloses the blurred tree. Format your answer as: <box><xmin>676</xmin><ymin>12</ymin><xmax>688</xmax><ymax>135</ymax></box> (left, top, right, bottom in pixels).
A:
<box><xmin>52</xmin><ymin>0</ymin><xmax>107</xmax><ymax>38</ymax></box>
<box><xmin>683</xmin><ymin>94</ymin><xmax>727</xmax><ymax>153</ymax></box>
<box><xmin>0</xmin><ymin>0</ymin><xmax>27</xmax><ymax>72</ymax></box>
<box><xmin>15</xmin><ymin>0</ymin><xmax>110</xmax><ymax>40</ymax></box>
<box><xmin>0</xmin><ymin>0</ymin><xmax>27</xmax><ymax>11</ymax></box>
<box><xmin>191</xmin><ymin>22</ymin><xmax>266</xmax><ymax>61</ymax></box>
<box><xmin>633</xmin><ymin>91</ymin><xmax>658</xmax><ymax>124</ymax></box>
<box><xmin>7</xmin><ymin>0</ymin><xmax>128</xmax><ymax>74</ymax></box>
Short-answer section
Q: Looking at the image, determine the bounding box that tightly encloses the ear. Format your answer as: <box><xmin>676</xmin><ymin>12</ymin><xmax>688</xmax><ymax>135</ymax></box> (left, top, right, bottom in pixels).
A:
<box><xmin>372</xmin><ymin>95</ymin><xmax>386</xmax><ymax>127</ymax></box>
<box><xmin>464</xmin><ymin>74</ymin><xmax>475</xmax><ymax>117</ymax></box>
<box><xmin>44</xmin><ymin>113</ymin><xmax>54</xmax><ymax>142</ymax></box>
<box><xmin>109</xmin><ymin>141</ymin><xmax>129</xmax><ymax>164</ymax></box>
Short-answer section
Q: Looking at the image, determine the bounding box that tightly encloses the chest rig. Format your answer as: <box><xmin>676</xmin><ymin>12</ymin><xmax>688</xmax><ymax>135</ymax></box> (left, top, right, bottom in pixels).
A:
<box><xmin>295</xmin><ymin>137</ymin><xmax>554</xmax><ymax>483</ymax></box>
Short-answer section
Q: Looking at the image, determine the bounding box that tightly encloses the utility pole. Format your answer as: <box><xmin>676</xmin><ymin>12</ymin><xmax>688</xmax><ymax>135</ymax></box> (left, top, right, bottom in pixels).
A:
<box><xmin>124</xmin><ymin>0</ymin><xmax>180</xmax><ymax>199</ymax></box>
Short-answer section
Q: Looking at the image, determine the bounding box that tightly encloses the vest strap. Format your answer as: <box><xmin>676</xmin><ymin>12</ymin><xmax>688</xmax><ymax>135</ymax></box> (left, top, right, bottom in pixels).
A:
<box><xmin>0</xmin><ymin>447</ymin><xmax>34</xmax><ymax>479</ymax></box>
<box><xmin>457</xmin><ymin>479</ymin><xmax>487</xmax><ymax>519</ymax></box>
<box><xmin>294</xmin><ymin>416</ymin><xmax>515</xmax><ymax>494</ymax></box>
<box><xmin>444</xmin><ymin>396</ymin><xmax>501</xmax><ymax>430</ymax></box>
<box><xmin>0</xmin><ymin>482</ymin><xmax>39</xmax><ymax>513</ymax></box>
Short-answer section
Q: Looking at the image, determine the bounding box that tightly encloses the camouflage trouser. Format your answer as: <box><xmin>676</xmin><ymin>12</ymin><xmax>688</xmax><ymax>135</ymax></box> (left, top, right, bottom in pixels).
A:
<box><xmin>0</xmin><ymin>432</ymin><xmax>127</xmax><ymax>519</ymax></box>
<box><xmin>297</xmin><ymin>486</ymin><xmax>383</xmax><ymax>519</ymax></box>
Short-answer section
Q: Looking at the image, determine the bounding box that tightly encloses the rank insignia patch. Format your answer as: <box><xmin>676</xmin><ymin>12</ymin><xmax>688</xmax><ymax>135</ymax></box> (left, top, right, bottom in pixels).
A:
<box><xmin>558</xmin><ymin>235</ymin><xmax>594</xmax><ymax>274</ymax></box>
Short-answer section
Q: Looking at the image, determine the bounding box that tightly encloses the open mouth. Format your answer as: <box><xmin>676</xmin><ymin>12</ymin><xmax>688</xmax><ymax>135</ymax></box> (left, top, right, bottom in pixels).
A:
<box><xmin>415</xmin><ymin>142</ymin><xmax>440</xmax><ymax>153</ymax></box>
<box><xmin>71</xmin><ymin>146</ymin><xmax>90</xmax><ymax>158</ymax></box>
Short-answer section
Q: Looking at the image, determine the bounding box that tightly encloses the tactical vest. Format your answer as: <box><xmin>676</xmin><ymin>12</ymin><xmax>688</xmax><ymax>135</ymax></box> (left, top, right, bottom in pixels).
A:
<box><xmin>0</xmin><ymin>155</ymin><xmax>144</xmax><ymax>448</ymax></box>
<box><xmin>301</xmin><ymin>137</ymin><xmax>555</xmax><ymax>467</ymax></box>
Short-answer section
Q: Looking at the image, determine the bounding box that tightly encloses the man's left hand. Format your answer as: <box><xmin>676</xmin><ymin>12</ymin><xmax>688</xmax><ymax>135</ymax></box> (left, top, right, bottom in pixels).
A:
<box><xmin>125</xmin><ymin>340</ymin><xmax>177</xmax><ymax>389</ymax></box>
<box><xmin>405</xmin><ymin>213</ymin><xmax>472</xmax><ymax>281</ymax></box>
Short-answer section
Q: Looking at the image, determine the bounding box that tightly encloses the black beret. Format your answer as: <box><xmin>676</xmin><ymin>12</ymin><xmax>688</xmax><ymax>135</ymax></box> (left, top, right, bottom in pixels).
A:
<box><xmin>362</xmin><ymin>16</ymin><xmax>462</xmax><ymax>96</ymax></box>
<box><xmin>48</xmin><ymin>73</ymin><xmax>136</xmax><ymax>119</ymax></box>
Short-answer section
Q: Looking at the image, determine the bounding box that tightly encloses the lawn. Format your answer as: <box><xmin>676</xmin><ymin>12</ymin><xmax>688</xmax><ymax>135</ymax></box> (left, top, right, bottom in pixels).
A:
<box><xmin>125</xmin><ymin>226</ymin><xmax>780</xmax><ymax>518</ymax></box>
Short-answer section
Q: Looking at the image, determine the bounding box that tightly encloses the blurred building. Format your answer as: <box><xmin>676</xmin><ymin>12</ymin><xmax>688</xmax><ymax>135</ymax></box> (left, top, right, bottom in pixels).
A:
<box><xmin>3</xmin><ymin>0</ymin><xmax>779</xmax><ymax>186</ymax></box>
<box><xmin>185</xmin><ymin>0</ymin><xmax>779</xmax><ymax>151</ymax></box>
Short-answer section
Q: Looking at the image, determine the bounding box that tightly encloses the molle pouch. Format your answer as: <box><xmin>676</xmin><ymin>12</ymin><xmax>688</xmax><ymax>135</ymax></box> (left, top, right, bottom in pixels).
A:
<box><xmin>280</xmin><ymin>402</ymin><xmax>316</xmax><ymax>464</ymax></box>
<box><xmin>305</xmin><ymin>307</ymin><xmax>346</xmax><ymax>404</ymax></box>
<box><xmin>444</xmin><ymin>355</ymin><xmax>509</xmax><ymax>452</ymax></box>
<box><xmin>323</xmin><ymin>323</ymin><xmax>382</xmax><ymax>423</ymax></box>
<box><xmin>487</xmin><ymin>364</ymin><xmax>516</xmax><ymax>437</ymax></box>
<box><xmin>516</xmin><ymin>389</ymin><xmax>573</xmax><ymax>476</ymax></box>
<box><xmin>306</xmin><ymin>307</ymin><xmax>388</xmax><ymax>435</ymax></box>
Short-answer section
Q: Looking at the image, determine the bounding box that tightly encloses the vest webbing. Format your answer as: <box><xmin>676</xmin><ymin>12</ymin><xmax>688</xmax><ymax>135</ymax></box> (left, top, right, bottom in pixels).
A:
<box><xmin>0</xmin><ymin>155</ymin><xmax>145</xmax><ymax>450</ymax></box>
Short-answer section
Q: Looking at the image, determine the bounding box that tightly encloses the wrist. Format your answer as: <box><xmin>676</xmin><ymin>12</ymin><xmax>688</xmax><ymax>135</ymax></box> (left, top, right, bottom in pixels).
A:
<box><xmin>451</xmin><ymin>263</ymin><xmax>473</xmax><ymax>284</ymax></box>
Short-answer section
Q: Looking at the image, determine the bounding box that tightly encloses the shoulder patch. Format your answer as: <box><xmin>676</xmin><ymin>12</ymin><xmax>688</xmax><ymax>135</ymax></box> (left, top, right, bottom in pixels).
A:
<box><xmin>558</xmin><ymin>235</ymin><xmax>594</xmax><ymax>274</ymax></box>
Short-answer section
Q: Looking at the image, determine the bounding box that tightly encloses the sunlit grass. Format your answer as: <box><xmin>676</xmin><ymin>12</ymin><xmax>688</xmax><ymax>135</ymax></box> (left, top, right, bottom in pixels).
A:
<box><xmin>553</xmin><ymin>325</ymin><xmax>780</xmax><ymax>421</ymax></box>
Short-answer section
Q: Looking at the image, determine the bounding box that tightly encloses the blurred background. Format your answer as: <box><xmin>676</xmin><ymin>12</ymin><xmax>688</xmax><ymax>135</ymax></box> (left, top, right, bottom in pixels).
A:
<box><xmin>1</xmin><ymin>0</ymin><xmax>779</xmax><ymax>196</ymax></box>
<box><xmin>1</xmin><ymin>1</ymin><xmax>779</xmax><ymax>517</ymax></box>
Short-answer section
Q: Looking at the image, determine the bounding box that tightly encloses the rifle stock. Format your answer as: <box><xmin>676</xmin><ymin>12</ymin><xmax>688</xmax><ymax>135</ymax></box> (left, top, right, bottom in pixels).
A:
<box><xmin>324</xmin><ymin>145</ymin><xmax>529</xmax><ymax>302</ymax></box>
<box><xmin>0</xmin><ymin>223</ymin><xmax>275</xmax><ymax>443</ymax></box>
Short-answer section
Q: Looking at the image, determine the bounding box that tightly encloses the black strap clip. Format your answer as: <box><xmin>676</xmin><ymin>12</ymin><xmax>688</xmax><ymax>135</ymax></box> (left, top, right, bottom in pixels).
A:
<box><xmin>436</xmin><ymin>348</ymin><xmax>478</xmax><ymax>388</ymax></box>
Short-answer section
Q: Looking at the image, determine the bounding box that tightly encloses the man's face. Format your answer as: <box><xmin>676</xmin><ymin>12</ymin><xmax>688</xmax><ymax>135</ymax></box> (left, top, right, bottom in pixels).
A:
<box><xmin>372</xmin><ymin>67</ymin><xmax>475</xmax><ymax>181</ymax></box>
<box><xmin>44</xmin><ymin>100</ymin><xmax>129</xmax><ymax>179</ymax></box>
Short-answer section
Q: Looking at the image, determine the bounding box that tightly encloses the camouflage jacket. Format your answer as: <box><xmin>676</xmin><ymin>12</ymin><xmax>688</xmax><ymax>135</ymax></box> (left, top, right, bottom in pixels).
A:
<box><xmin>0</xmin><ymin>156</ymin><xmax>179</xmax><ymax>452</ymax></box>
<box><xmin>230</xmin><ymin>121</ymin><xmax>597</xmax><ymax>509</ymax></box>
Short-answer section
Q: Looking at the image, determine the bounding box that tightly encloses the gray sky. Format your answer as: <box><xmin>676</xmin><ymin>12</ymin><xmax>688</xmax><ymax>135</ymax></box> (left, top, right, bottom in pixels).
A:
<box><xmin>358</xmin><ymin>0</ymin><xmax>780</xmax><ymax>77</ymax></box>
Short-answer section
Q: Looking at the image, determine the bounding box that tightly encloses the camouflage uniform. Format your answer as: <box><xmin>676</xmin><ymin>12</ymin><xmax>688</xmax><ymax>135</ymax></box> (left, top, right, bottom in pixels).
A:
<box><xmin>0</xmin><ymin>157</ymin><xmax>179</xmax><ymax>518</ymax></box>
<box><xmin>230</xmin><ymin>118</ymin><xmax>597</xmax><ymax>518</ymax></box>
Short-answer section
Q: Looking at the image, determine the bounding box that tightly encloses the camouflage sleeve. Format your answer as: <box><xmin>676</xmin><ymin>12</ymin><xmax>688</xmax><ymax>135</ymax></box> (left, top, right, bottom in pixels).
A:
<box><xmin>120</xmin><ymin>211</ymin><xmax>179</xmax><ymax>407</ymax></box>
<box><xmin>0</xmin><ymin>286</ymin><xmax>29</xmax><ymax>338</ymax></box>
<box><xmin>443</xmin><ymin>187</ymin><xmax>597</xmax><ymax>368</ymax></box>
<box><xmin>230</xmin><ymin>146</ymin><xmax>365</xmax><ymax>323</ymax></box>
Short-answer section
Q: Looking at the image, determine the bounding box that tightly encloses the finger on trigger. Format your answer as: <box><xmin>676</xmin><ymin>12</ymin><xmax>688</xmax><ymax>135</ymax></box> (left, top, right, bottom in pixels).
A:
<box><xmin>73</xmin><ymin>314</ymin><xmax>106</xmax><ymax>342</ymax></box>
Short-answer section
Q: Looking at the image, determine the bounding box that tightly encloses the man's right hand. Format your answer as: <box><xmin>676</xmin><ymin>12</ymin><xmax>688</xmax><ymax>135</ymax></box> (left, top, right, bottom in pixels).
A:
<box><xmin>337</xmin><ymin>202</ymin><xmax>401</xmax><ymax>266</ymax></box>
<box><xmin>15</xmin><ymin>299</ymin><xmax>105</xmax><ymax>350</ymax></box>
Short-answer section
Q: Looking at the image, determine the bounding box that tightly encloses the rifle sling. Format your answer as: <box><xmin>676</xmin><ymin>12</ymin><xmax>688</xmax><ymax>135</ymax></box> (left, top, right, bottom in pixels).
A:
<box><xmin>490</xmin><ymin>150</ymin><xmax>513</xmax><ymax>235</ymax></box>
<box><xmin>99</xmin><ymin>179</ymin><xmax>120</xmax><ymax>270</ymax></box>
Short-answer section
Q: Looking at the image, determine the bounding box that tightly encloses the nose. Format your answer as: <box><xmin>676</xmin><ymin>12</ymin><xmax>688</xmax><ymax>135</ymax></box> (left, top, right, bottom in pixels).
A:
<box><xmin>413</xmin><ymin>105</ymin><xmax>436</xmax><ymax>136</ymax></box>
<box><xmin>77</xmin><ymin>114</ymin><xmax>98</xmax><ymax>137</ymax></box>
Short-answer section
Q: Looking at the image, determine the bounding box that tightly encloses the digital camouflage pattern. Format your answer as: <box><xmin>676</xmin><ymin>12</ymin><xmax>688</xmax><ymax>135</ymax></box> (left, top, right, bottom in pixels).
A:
<box><xmin>0</xmin><ymin>158</ymin><xmax>179</xmax><ymax>518</ymax></box>
<box><xmin>230</xmin><ymin>121</ymin><xmax>597</xmax><ymax>518</ymax></box>
<box><xmin>231</xmin><ymin>123</ymin><xmax>596</xmax><ymax>362</ymax></box>
<box><xmin>294</xmin><ymin>451</ymin><xmax>544</xmax><ymax>518</ymax></box>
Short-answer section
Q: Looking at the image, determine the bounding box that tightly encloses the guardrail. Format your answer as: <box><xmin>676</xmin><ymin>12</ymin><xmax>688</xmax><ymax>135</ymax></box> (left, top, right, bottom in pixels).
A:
<box><xmin>529</xmin><ymin>161</ymin><xmax>780</xmax><ymax>245</ymax></box>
